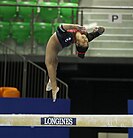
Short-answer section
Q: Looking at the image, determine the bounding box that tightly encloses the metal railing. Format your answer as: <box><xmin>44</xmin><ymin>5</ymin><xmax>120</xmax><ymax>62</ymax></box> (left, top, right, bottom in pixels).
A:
<box><xmin>0</xmin><ymin>42</ymin><xmax>68</xmax><ymax>99</ymax></box>
<box><xmin>0</xmin><ymin>3</ymin><xmax>133</xmax><ymax>99</ymax></box>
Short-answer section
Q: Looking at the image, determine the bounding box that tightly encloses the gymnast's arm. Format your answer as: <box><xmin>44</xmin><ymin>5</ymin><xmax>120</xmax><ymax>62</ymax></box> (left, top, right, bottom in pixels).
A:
<box><xmin>86</xmin><ymin>26</ymin><xmax>105</xmax><ymax>42</ymax></box>
<box><xmin>61</xmin><ymin>24</ymin><xmax>86</xmax><ymax>31</ymax></box>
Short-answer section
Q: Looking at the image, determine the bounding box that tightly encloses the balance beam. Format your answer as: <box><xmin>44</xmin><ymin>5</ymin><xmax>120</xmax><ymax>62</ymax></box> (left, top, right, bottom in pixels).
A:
<box><xmin>0</xmin><ymin>114</ymin><xmax>133</xmax><ymax>127</ymax></box>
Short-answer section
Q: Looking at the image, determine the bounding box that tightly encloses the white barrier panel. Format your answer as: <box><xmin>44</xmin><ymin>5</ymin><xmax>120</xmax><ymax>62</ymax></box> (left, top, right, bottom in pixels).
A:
<box><xmin>0</xmin><ymin>114</ymin><xmax>133</xmax><ymax>127</ymax></box>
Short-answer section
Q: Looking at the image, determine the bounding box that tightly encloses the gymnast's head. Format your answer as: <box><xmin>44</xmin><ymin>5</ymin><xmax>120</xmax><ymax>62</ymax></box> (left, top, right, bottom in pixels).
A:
<box><xmin>75</xmin><ymin>32</ymin><xmax>89</xmax><ymax>58</ymax></box>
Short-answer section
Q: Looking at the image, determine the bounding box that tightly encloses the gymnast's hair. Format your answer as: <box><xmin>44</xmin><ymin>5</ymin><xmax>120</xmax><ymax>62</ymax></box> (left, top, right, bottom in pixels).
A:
<box><xmin>76</xmin><ymin>43</ymin><xmax>89</xmax><ymax>59</ymax></box>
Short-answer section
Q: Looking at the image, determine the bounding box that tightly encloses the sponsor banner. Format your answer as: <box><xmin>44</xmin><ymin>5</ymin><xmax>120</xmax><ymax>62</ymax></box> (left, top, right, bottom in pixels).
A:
<box><xmin>41</xmin><ymin>117</ymin><xmax>76</xmax><ymax>126</ymax></box>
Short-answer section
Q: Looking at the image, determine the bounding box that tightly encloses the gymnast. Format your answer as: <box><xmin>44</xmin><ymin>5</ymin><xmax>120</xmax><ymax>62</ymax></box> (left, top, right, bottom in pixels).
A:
<box><xmin>45</xmin><ymin>23</ymin><xmax>105</xmax><ymax>102</ymax></box>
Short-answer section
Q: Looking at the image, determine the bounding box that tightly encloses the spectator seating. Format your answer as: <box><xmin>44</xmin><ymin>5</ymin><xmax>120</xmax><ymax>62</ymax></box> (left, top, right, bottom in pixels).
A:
<box><xmin>70</xmin><ymin>0</ymin><xmax>79</xmax><ymax>3</ymax></box>
<box><xmin>0</xmin><ymin>1</ymin><xmax>79</xmax><ymax>52</ymax></box>
<box><xmin>11</xmin><ymin>22</ymin><xmax>30</xmax><ymax>45</ymax></box>
<box><xmin>0</xmin><ymin>1</ymin><xmax>17</xmax><ymax>21</ymax></box>
<box><xmin>34</xmin><ymin>22</ymin><xmax>52</xmax><ymax>45</ymax></box>
<box><xmin>0</xmin><ymin>21</ymin><xmax>10</xmax><ymax>42</ymax></box>
<box><xmin>38</xmin><ymin>2</ymin><xmax>58</xmax><ymax>23</ymax></box>
<box><xmin>17</xmin><ymin>1</ymin><xmax>37</xmax><ymax>22</ymax></box>
<box><xmin>1</xmin><ymin>0</ymin><xmax>16</xmax><ymax>1</ymax></box>
<box><xmin>59</xmin><ymin>2</ymin><xmax>78</xmax><ymax>23</ymax></box>
<box><xmin>50</xmin><ymin>0</ymin><xmax>59</xmax><ymax>2</ymax></box>
<box><xmin>53</xmin><ymin>22</ymin><xmax>60</xmax><ymax>32</ymax></box>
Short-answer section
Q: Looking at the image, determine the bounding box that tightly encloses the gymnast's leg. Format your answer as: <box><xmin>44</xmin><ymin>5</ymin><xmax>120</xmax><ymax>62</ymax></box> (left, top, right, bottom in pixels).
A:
<box><xmin>87</xmin><ymin>26</ymin><xmax>105</xmax><ymax>42</ymax></box>
<box><xmin>45</xmin><ymin>34</ymin><xmax>60</xmax><ymax>102</ymax></box>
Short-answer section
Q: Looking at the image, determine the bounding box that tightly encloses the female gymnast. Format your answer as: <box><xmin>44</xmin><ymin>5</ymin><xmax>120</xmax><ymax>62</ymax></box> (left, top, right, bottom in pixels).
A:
<box><xmin>45</xmin><ymin>24</ymin><xmax>105</xmax><ymax>102</ymax></box>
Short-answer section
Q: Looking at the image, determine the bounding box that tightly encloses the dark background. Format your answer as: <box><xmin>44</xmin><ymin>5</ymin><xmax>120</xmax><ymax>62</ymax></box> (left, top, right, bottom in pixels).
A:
<box><xmin>2</xmin><ymin>55</ymin><xmax>133</xmax><ymax>138</ymax></box>
<box><xmin>51</xmin><ymin>56</ymin><xmax>133</xmax><ymax>138</ymax></box>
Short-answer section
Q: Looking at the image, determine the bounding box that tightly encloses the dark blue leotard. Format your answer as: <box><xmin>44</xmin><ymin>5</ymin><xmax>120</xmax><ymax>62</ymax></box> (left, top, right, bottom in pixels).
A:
<box><xmin>56</xmin><ymin>25</ymin><xmax>75</xmax><ymax>48</ymax></box>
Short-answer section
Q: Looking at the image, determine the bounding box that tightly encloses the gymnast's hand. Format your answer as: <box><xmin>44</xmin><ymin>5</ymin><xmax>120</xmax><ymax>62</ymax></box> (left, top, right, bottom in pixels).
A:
<box><xmin>93</xmin><ymin>26</ymin><xmax>105</xmax><ymax>35</ymax></box>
